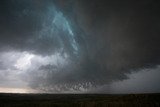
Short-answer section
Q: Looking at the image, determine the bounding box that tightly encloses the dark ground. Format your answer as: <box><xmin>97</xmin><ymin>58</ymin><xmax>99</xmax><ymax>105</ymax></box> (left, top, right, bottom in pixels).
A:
<box><xmin>0</xmin><ymin>93</ymin><xmax>160</xmax><ymax>107</ymax></box>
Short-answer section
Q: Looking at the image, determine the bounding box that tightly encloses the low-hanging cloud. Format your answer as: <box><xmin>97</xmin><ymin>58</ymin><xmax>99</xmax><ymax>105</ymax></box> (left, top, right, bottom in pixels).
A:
<box><xmin>0</xmin><ymin>0</ymin><xmax>160</xmax><ymax>92</ymax></box>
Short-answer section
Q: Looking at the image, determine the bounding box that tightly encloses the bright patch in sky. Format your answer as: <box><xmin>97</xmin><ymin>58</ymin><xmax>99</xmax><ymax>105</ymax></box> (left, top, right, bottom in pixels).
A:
<box><xmin>0</xmin><ymin>87</ymin><xmax>37</xmax><ymax>93</ymax></box>
<box><xmin>14</xmin><ymin>52</ymin><xmax>34</xmax><ymax>70</ymax></box>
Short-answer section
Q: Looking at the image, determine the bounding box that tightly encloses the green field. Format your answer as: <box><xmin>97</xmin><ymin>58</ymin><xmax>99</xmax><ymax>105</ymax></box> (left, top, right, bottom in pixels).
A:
<box><xmin>0</xmin><ymin>93</ymin><xmax>159</xmax><ymax>107</ymax></box>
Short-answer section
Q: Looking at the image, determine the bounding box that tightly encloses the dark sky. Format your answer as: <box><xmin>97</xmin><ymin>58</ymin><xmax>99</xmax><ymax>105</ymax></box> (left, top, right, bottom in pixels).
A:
<box><xmin>0</xmin><ymin>0</ymin><xmax>160</xmax><ymax>93</ymax></box>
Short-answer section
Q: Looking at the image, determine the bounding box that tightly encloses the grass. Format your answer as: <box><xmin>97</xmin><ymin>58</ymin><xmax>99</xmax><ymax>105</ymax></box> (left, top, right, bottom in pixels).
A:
<box><xmin>0</xmin><ymin>93</ymin><xmax>159</xmax><ymax>107</ymax></box>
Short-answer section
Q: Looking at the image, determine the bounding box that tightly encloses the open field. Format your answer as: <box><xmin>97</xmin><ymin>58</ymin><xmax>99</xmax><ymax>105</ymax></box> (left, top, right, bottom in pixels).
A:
<box><xmin>0</xmin><ymin>93</ymin><xmax>160</xmax><ymax>107</ymax></box>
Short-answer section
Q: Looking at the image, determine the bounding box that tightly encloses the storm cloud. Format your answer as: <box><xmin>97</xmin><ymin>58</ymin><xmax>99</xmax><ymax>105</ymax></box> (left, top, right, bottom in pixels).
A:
<box><xmin>0</xmin><ymin>0</ymin><xmax>160</xmax><ymax>93</ymax></box>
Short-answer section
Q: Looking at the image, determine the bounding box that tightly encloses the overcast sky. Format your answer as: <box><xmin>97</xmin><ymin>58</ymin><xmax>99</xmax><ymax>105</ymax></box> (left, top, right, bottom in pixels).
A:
<box><xmin>0</xmin><ymin>0</ymin><xmax>160</xmax><ymax>93</ymax></box>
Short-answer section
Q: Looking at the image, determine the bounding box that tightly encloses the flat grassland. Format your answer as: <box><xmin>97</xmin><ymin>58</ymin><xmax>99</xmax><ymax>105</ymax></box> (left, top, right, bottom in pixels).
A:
<box><xmin>0</xmin><ymin>93</ymin><xmax>160</xmax><ymax>107</ymax></box>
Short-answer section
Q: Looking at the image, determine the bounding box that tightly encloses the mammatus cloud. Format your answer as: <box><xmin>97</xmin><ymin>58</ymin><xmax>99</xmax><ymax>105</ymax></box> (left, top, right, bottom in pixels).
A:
<box><xmin>0</xmin><ymin>0</ymin><xmax>160</xmax><ymax>93</ymax></box>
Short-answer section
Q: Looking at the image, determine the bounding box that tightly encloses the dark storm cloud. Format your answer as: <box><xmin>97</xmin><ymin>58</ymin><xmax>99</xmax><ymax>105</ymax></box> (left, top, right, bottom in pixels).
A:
<box><xmin>0</xmin><ymin>0</ymin><xmax>160</xmax><ymax>92</ymax></box>
<box><xmin>51</xmin><ymin>0</ymin><xmax>160</xmax><ymax>81</ymax></box>
<box><xmin>0</xmin><ymin>0</ymin><xmax>68</xmax><ymax>55</ymax></box>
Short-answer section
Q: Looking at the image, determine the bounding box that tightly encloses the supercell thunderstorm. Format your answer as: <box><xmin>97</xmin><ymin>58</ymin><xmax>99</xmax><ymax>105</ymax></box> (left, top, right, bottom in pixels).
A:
<box><xmin>0</xmin><ymin>0</ymin><xmax>160</xmax><ymax>93</ymax></box>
